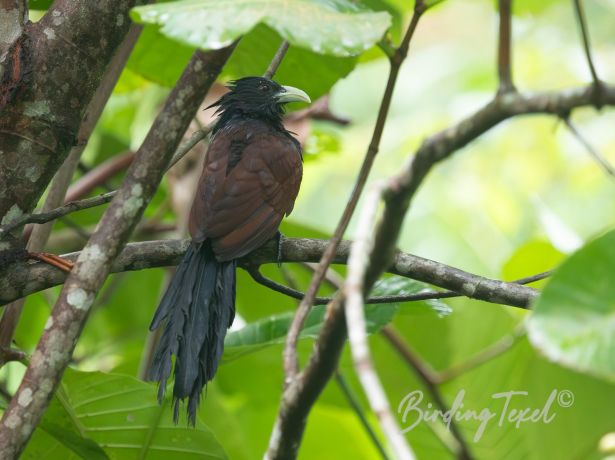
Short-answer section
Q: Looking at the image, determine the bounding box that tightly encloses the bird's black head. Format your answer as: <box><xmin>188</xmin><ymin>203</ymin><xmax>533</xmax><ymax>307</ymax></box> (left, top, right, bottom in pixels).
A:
<box><xmin>209</xmin><ymin>77</ymin><xmax>310</xmax><ymax>130</ymax></box>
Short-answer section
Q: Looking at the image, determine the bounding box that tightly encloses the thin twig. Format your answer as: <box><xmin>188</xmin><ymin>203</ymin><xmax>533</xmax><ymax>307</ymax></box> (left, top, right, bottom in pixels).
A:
<box><xmin>264</xmin><ymin>41</ymin><xmax>290</xmax><ymax>79</ymax></box>
<box><xmin>168</xmin><ymin>127</ymin><xmax>211</xmax><ymax>167</ymax></box>
<box><xmin>65</xmin><ymin>151</ymin><xmax>134</xmax><ymax>202</ymax></box>
<box><xmin>0</xmin><ymin>128</ymin><xmax>211</xmax><ymax>239</ymax></box>
<box><xmin>283</xmin><ymin>0</ymin><xmax>428</xmax><ymax>385</ymax></box>
<box><xmin>512</xmin><ymin>270</ymin><xmax>551</xmax><ymax>285</ymax></box>
<box><xmin>249</xmin><ymin>263</ymin><xmax>549</xmax><ymax>308</ymax></box>
<box><xmin>497</xmin><ymin>0</ymin><xmax>515</xmax><ymax>94</ymax></box>
<box><xmin>343</xmin><ymin>183</ymin><xmax>416</xmax><ymax>459</ymax></box>
<box><xmin>436</xmin><ymin>324</ymin><xmax>526</xmax><ymax>383</ymax></box>
<box><xmin>381</xmin><ymin>326</ymin><xmax>473</xmax><ymax>459</ymax></box>
<box><xmin>249</xmin><ymin>267</ymin><xmax>437</xmax><ymax>305</ymax></box>
<box><xmin>0</xmin><ymin>346</ymin><xmax>27</xmax><ymax>364</ymax></box>
<box><xmin>572</xmin><ymin>0</ymin><xmax>601</xmax><ymax>94</ymax></box>
<box><xmin>335</xmin><ymin>372</ymin><xmax>391</xmax><ymax>460</ymax></box>
<box><xmin>563</xmin><ymin>117</ymin><xmax>615</xmax><ymax>177</ymax></box>
<box><xmin>0</xmin><ymin>192</ymin><xmax>117</xmax><ymax>238</ymax></box>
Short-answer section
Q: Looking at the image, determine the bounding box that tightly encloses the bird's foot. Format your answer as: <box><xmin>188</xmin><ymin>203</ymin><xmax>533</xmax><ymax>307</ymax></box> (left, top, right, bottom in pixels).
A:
<box><xmin>276</xmin><ymin>231</ymin><xmax>285</xmax><ymax>268</ymax></box>
<box><xmin>28</xmin><ymin>252</ymin><xmax>74</xmax><ymax>273</ymax></box>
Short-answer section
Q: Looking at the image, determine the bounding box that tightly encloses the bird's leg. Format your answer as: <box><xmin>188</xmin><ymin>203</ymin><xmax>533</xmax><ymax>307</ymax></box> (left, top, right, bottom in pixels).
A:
<box><xmin>28</xmin><ymin>252</ymin><xmax>74</xmax><ymax>272</ymax></box>
<box><xmin>275</xmin><ymin>231</ymin><xmax>285</xmax><ymax>268</ymax></box>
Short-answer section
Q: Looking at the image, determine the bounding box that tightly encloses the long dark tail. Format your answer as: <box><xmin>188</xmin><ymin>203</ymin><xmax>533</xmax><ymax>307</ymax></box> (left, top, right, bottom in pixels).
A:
<box><xmin>147</xmin><ymin>241</ymin><xmax>236</xmax><ymax>424</ymax></box>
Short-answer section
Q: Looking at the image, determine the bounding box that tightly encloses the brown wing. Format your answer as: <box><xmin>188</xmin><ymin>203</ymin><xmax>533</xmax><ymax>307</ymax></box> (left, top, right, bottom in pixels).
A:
<box><xmin>189</xmin><ymin>122</ymin><xmax>302</xmax><ymax>261</ymax></box>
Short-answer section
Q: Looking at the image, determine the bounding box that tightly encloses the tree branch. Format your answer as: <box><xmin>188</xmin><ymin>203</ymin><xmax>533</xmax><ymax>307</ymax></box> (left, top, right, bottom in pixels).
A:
<box><xmin>64</xmin><ymin>151</ymin><xmax>134</xmax><ymax>203</ymax></box>
<box><xmin>343</xmin><ymin>183</ymin><xmax>416</xmax><ymax>459</ymax></box>
<box><xmin>0</xmin><ymin>238</ymin><xmax>538</xmax><ymax>308</ymax></box>
<box><xmin>282</xmin><ymin>0</ymin><xmax>428</xmax><ymax>389</ymax></box>
<box><xmin>0</xmin><ymin>0</ymin><xmax>144</xmax><ymax>234</ymax></box>
<box><xmin>0</xmin><ymin>192</ymin><xmax>117</xmax><ymax>240</ymax></box>
<box><xmin>572</xmin><ymin>0</ymin><xmax>602</xmax><ymax>100</ymax></box>
<box><xmin>435</xmin><ymin>324</ymin><xmax>525</xmax><ymax>383</ymax></box>
<box><xmin>263</xmin><ymin>41</ymin><xmax>290</xmax><ymax>79</ymax></box>
<box><xmin>0</xmin><ymin>45</ymin><xmax>235</xmax><ymax>456</ymax></box>
<box><xmin>268</xmin><ymin>291</ymin><xmax>347</xmax><ymax>459</ymax></box>
<box><xmin>563</xmin><ymin>116</ymin><xmax>615</xmax><ymax>177</ymax></box>
<box><xmin>0</xmin><ymin>0</ymin><xmax>27</xmax><ymax>51</ymax></box>
<box><xmin>0</xmin><ymin>148</ymin><xmax>82</xmax><ymax>355</ymax></box>
<box><xmin>0</xmin><ymin>0</ymin><xmax>28</xmax><ymax>70</ymax></box>
<box><xmin>497</xmin><ymin>0</ymin><xmax>515</xmax><ymax>94</ymax></box>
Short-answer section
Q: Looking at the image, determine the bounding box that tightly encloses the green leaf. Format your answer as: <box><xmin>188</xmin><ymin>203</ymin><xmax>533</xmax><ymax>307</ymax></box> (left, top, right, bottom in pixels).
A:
<box><xmin>34</xmin><ymin>395</ymin><xmax>109</xmax><ymax>460</ymax></box>
<box><xmin>224</xmin><ymin>276</ymin><xmax>449</xmax><ymax>361</ymax></box>
<box><xmin>130</xmin><ymin>0</ymin><xmax>391</xmax><ymax>57</ymax></box>
<box><xmin>127</xmin><ymin>23</ymin><xmax>356</xmax><ymax>100</ymax></box>
<box><xmin>127</xmin><ymin>25</ymin><xmax>194</xmax><ymax>87</ymax></box>
<box><xmin>528</xmin><ymin>229</ymin><xmax>615</xmax><ymax>383</ymax></box>
<box><xmin>371</xmin><ymin>277</ymin><xmax>452</xmax><ymax>317</ymax></box>
<box><xmin>29</xmin><ymin>0</ymin><xmax>54</xmax><ymax>9</ymax></box>
<box><xmin>223</xmin><ymin>24</ymin><xmax>357</xmax><ymax>102</ymax></box>
<box><xmin>224</xmin><ymin>299</ymin><xmax>396</xmax><ymax>362</ymax></box>
<box><xmin>502</xmin><ymin>239</ymin><xmax>564</xmax><ymax>289</ymax></box>
<box><xmin>26</xmin><ymin>369</ymin><xmax>227</xmax><ymax>459</ymax></box>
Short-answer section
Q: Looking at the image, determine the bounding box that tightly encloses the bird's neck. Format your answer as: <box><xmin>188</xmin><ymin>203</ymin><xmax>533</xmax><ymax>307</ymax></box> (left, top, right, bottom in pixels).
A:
<box><xmin>213</xmin><ymin>108</ymin><xmax>285</xmax><ymax>135</ymax></box>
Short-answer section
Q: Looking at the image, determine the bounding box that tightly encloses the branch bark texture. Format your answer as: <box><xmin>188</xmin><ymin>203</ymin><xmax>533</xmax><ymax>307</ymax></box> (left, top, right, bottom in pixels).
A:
<box><xmin>0</xmin><ymin>1</ymin><xmax>145</xmax><ymax>237</ymax></box>
<box><xmin>0</xmin><ymin>238</ymin><xmax>538</xmax><ymax>309</ymax></box>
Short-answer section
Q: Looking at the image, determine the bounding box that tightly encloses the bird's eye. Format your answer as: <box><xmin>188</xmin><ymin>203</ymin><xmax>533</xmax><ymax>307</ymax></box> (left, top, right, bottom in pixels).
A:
<box><xmin>258</xmin><ymin>84</ymin><xmax>271</xmax><ymax>92</ymax></box>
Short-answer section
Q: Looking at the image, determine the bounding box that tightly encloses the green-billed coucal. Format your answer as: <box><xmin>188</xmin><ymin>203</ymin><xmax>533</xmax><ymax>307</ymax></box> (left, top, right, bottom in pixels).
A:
<box><xmin>148</xmin><ymin>77</ymin><xmax>310</xmax><ymax>424</ymax></box>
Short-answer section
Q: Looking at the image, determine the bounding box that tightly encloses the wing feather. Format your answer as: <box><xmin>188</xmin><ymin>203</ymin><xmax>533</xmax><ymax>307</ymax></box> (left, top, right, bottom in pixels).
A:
<box><xmin>189</xmin><ymin>121</ymin><xmax>302</xmax><ymax>260</ymax></box>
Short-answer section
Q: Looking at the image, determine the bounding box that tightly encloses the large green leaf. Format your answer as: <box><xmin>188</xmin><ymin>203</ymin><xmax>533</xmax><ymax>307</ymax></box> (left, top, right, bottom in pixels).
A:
<box><xmin>527</xmin><ymin>229</ymin><xmax>615</xmax><ymax>383</ymax></box>
<box><xmin>25</xmin><ymin>369</ymin><xmax>226</xmax><ymax>460</ymax></box>
<box><xmin>24</xmin><ymin>388</ymin><xmax>109</xmax><ymax>460</ymax></box>
<box><xmin>223</xmin><ymin>24</ymin><xmax>357</xmax><ymax>102</ymax></box>
<box><xmin>126</xmin><ymin>25</ymin><xmax>194</xmax><ymax>88</ymax></box>
<box><xmin>126</xmin><ymin>23</ymin><xmax>356</xmax><ymax>101</ymax></box>
<box><xmin>224</xmin><ymin>277</ymin><xmax>449</xmax><ymax>361</ymax></box>
<box><xmin>130</xmin><ymin>0</ymin><xmax>391</xmax><ymax>57</ymax></box>
<box><xmin>223</xmin><ymin>303</ymin><xmax>395</xmax><ymax>362</ymax></box>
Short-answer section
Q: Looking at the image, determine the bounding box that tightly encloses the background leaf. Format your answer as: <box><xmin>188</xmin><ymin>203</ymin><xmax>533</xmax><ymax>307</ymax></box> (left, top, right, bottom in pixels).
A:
<box><xmin>527</xmin><ymin>229</ymin><xmax>615</xmax><ymax>383</ymax></box>
<box><xmin>223</xmin><ymin>276</ymin><xmax>447</xmax><ymax>361</ymax></box>
<box><xmin>23</xmin><ymin>369</ymin><xmax>227</xmax><ymax>460</ymax></box>
<box><xmin>131</xmin><ymin>0</ymin><xmax>391</xmax><ymax>57</ymax></box>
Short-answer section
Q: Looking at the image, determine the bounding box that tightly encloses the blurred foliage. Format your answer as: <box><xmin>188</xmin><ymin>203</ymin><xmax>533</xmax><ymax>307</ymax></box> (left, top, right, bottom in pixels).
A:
<box><xmin>528</xmin><ymin>229</ymin><xmax>615</xmax><ymax>383</ymax></box>
<box><xmin>130</xmin><ymin>0</ymin><xmax>391</xmax><ymax>57</ymax></box>
<box><xmin>3</xmin><ymin>0</ymin><xmax>615</xmax><ymax>459</ymax></box>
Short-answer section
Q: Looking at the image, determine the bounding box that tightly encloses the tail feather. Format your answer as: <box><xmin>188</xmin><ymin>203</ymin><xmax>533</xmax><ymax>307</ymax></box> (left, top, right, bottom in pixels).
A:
<box><xmin>147</xmin><ymin>242</ymin><xmax>236</xmax><ymax>424</ymax></box>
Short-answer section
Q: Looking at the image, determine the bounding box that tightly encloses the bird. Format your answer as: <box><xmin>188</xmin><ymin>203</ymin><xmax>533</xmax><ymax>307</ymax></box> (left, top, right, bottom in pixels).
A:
<box><xmin>147</xmin><ymin>76</ymin><xmax>310</xmax><ymax>424</ymax></box>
